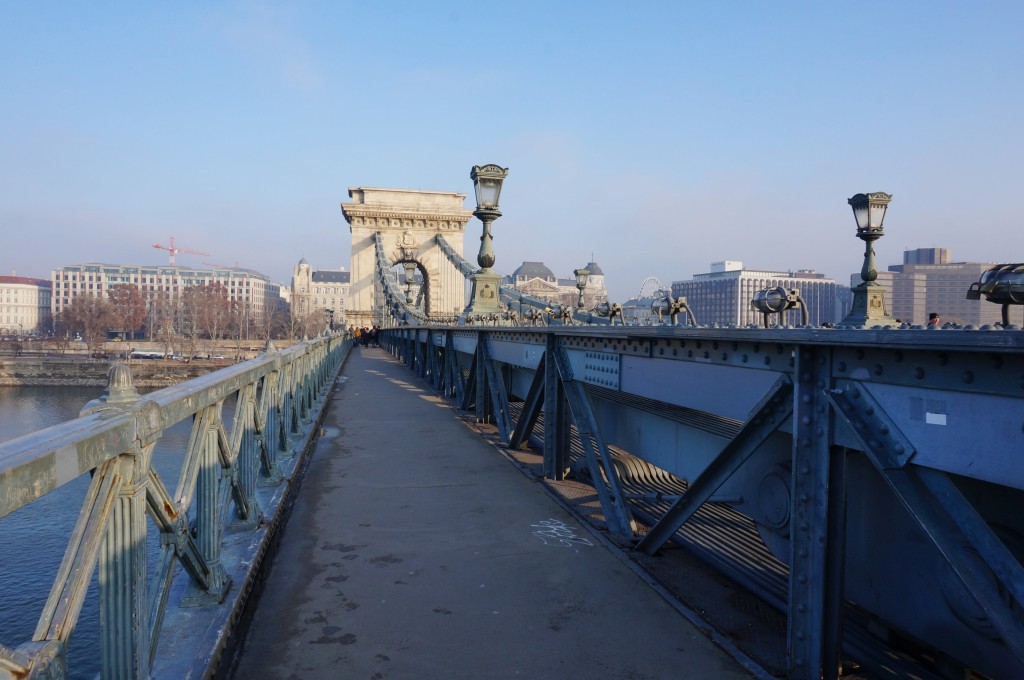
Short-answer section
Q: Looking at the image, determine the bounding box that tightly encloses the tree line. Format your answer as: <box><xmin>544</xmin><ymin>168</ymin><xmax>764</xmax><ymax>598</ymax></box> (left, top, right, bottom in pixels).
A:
<box><xmin>57</xmin><ymin>283</ymin><xmax>331</xmax><ymax>357</ymax></box>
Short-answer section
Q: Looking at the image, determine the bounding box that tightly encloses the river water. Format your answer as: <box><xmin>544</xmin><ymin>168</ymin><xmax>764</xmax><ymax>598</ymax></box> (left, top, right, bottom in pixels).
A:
<box><xmin>0</xmin><ymin>385</ymin><xmax>193</xmax><ymax>678</ymax></box>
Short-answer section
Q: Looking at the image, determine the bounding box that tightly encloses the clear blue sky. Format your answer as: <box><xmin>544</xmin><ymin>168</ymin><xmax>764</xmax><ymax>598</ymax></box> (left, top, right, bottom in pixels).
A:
<box><xmin>2</xmin><ymin>2</ymin><xmax>1021</xmax><ymax>301</ymax></box>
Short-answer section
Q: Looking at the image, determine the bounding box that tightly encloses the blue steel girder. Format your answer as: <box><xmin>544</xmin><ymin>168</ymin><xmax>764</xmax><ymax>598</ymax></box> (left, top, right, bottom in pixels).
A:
<box><xmin>460</xmin><ymin>347</ymin><xmax>478</xmax><ymax>413</ymax></box>
<box><xmin>378</xmin><ymin>324</ymin><xmax>1024</xmax><ymax>678</ymax></box>
<box><xmin>544</xmin><ymin>335</ymin><xmax>571</xmax><ymax>480</ymax></box>
<box><xmin>787</xmin><ymin>346</ymin><xmax>843</xmax><ymax>680</ymax></box>
<box><xmin>479</xmin><ymin>334</ymin><xmax>513</xmax><ymax>441</ymax></box>
<box><xmin>509</xmin><ymin>352</ymin><xmax>546</xmax><ymax>450</ymax></box>
<box><xmin>830</xmin><ymin>382</ymin><xmax>1024</xmax><ymax>668</ymax></box>
<box><xmin>425</xmin><ymin>330</ymin><xmax>442</xmax><ymax>389</ymax></box>
<box><xmin>443</xmin><ymin>331</ymin><xmax>465</xmax><ymax>403</ymax></box>
<box><xmin>635</xmin><ymin>376</ymin><xmax>794</xmax><ymax>555</ymax></box>
<box><xmin>554</xmin><ymin>343</ymin><xmax>636</xmax><ymax>538</ymax></box>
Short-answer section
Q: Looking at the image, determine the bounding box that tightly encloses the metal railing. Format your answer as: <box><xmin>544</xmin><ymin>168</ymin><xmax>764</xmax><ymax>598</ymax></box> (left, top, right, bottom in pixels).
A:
<box><xmin>0</xmin><ymin>334</ymin><xmax>351</xmax><ymax>679</ymax></box>
<box><xmin>379</xmin><ymin>323</ymin><xmax>1024</xmax><ymax>680</ymax></box>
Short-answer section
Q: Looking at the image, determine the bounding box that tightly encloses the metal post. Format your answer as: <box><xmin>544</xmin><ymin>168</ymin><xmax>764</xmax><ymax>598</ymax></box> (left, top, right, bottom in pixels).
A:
<box><xmin>100</xmin><ymin>453</ymin><xmax>151</xmax><ymax>678</ymax></box>
<box><xmin>543</xmin><ymin>334</ymin><xmax>569</xmax><ymax>479</ymax></box>
<box><xmin>789</xmin><ymin>346</ymin><xmax>841</xmax><ymax>678</ymax></box>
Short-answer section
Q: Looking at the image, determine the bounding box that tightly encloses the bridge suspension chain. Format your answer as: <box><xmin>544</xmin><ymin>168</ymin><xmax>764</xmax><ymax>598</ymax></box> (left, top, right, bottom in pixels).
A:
<box><xmin>434</xmin><ymin>235</ymin><xmax>568</xmax><ymax>318</ymax></box>
<box><xmin>373</xmin><ymin>232</ymin><xmax>430</xmax><ymax>325</ymax></box>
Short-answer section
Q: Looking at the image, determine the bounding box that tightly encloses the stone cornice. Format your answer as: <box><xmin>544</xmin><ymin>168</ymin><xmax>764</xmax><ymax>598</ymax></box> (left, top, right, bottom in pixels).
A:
<box><xmin>341</xmin><ymin>204</ymin><xmax>472</xmax><ymax>223</ymax></box>
<box><xmin>342</xmin><ymin>207</ymin><xmax>473</xmax><ymax>232</ymax></box>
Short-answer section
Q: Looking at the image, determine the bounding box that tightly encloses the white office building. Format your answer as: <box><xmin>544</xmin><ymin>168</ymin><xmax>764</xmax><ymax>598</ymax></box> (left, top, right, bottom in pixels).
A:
<box><xmin>0</xmin><ymin>276</ymin><xmax>52</xmax><ymax>336</ymax></box>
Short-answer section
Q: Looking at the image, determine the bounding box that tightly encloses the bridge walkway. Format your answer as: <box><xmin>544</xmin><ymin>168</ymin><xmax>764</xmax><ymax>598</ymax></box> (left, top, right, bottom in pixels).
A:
<box><xmin>230</xmin><ymin>346</ymin><xmax>753</xmax><ymax>679</ymax></box>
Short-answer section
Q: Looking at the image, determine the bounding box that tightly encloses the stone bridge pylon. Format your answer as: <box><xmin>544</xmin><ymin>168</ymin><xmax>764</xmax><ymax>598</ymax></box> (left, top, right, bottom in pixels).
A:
<box><xmin>341</xmin><ymin>187</ymin><xmax>473</xmax><ymax>329</ymax></box>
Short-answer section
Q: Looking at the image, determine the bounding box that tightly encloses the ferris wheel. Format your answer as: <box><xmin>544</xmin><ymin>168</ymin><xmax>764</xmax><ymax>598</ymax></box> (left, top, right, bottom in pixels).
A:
<box><xmin>637</xmin><ymin>276</ymin><xmax>666</xmax><ymax>299</ymax></box>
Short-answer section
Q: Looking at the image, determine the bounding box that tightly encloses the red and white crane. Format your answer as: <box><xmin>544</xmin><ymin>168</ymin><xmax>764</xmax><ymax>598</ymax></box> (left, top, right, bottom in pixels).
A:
<box><xmin>152</xmin><ymin>237</ymin><xmax>210</xmax><ymax>266</ymax></box>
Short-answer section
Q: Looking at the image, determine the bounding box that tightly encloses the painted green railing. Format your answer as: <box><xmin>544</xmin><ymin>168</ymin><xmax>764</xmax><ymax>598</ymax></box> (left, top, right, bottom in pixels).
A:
<box><xmin>0</xmin><ymin>334</ymin><xmax>351</xmax><ymax>679</ymax></box>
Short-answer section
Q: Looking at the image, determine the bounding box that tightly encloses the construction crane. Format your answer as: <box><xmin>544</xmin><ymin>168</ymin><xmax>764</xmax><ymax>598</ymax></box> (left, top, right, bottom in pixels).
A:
<box><xmin>152</xmin><ymin>237</ymin><xmax>210</xmax><ymax>266</ymax></box>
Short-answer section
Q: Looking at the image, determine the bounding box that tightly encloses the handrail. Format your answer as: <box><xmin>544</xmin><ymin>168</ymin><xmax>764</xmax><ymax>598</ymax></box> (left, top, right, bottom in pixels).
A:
<box><xmin>0</xmin><ymin>333</ymin><xmax>351</xmax><ymax>679</ymax></box>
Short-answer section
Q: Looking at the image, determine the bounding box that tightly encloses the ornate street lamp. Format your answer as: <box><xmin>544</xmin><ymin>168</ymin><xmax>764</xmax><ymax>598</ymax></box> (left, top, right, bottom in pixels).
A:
<box><xmin>841</xmin><ymin>192</ymin><xmax>896</xmax><ymax>326</ymax></box>
<box><xmin>573</xmin><ymin>267</ymin><xmax>590</xmax><ymax>309</ymax></box>
<box><xmin>464</xmin><ymin>164</ymin><xmax>509</xmax><ymax>317</ymax></box>
<box><xmin>403</xmin><ymin>262</ymin><xmax>418</xmax><ymax>304</ymax></box>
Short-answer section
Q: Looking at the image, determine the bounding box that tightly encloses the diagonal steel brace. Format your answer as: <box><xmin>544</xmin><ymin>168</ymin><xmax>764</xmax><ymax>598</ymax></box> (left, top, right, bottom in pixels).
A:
<box><xmin>636</xmin><ymin>376</ymin><xmax>794</xmax><ymax>555</ymax></box>
<box><xmin>829</xmin><ymin>382</ymin><xmax>1024</xmax><ymax>663</ymax></box>
<box><xmin>509</xmin><ymin>353</ymin><xmax>546</xmax><ymax>450</ymax></box>
<box><xmin>554</xmin><ymin>346</ymin><xmax>635</xmax><ymax>538</ymax></box>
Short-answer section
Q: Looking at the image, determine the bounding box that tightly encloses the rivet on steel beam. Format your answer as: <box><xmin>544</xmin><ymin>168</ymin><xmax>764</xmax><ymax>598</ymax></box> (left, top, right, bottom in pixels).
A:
<box><xmin>802</xmin><ymin>394</ymin><xmax>811</xmax><ymax>403</ymax></box>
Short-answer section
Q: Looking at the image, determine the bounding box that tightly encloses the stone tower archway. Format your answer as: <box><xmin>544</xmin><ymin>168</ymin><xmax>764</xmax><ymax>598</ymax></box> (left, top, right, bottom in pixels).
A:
<box><xmin>341</xmin><ymin>188</ymin><xmax>473</xmax><ymax>329</ymax></box>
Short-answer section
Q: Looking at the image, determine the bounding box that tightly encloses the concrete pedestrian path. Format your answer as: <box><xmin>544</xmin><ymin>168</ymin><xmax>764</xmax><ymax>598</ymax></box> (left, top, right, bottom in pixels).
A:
<box><xmin>232</xmin><ymin>346</ymin><xmax>752</xmax><ymax>679</ymax></box>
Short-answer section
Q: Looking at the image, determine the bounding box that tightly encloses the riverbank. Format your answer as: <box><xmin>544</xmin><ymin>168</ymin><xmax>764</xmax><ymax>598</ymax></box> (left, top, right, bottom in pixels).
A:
<box><xmin>0</xmin><ymin>356</ymin><xmax>229</xmax><ymax>387</ymax></box>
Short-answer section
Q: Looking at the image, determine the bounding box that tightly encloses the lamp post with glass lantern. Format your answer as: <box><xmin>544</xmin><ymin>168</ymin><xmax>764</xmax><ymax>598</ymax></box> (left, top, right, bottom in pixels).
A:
<box><xmin>403</xmin><ymin>262</ymin><xmax>418</xmax><ymax>304</ymax></box>
<box><xmin>464</xmin><ymin>164</ymin><xmax>509</xmax><ymax>317</ymax></box>
<box><xmin>841</xmin><ymin>192</ymin><xmax>896</xmax><ymax>326</ymax></box>
<box><xmin>574</xmin><ymin>268</ymin><xmax>590</xmax><ymax>309</ymax></box>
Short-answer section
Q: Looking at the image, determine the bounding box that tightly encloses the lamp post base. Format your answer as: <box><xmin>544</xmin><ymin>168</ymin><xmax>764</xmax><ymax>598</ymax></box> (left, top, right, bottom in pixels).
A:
<box><xmin>464</xmin><ymin>270</ymin><xmax>504</xmax><ymax>318</ymax></box>
<box><xmin>841</xmin><ymin>283</ymin><xmax>896</xmax><ymax>327</ymax></box>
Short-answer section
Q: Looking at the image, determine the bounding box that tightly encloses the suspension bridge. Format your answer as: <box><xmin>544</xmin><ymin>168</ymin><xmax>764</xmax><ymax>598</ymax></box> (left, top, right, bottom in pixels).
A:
<box><xmin>0</xmin><ymin>181</ymin><xmax>1022</xmax><ymax>679</ymax></box>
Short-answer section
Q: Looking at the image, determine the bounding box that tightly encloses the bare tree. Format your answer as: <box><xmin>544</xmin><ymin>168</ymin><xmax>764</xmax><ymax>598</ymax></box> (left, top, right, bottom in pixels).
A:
<box><xmin>60</xmin><ymin>295</ymin><xmax>115</xmax><ymax>356</ymax></box>
<box><xmin>108</xmin><ymin>284</ymin><xmax>147</xmax><ymax>355</ymax></box>
<box><xmin>255</xmin><ymin>304</ymin><xmax>288</xmax><ymax>344</ymax></box>
<box><xmin>146</xmin><ymin>290</ymin><xmax>178</xmax><ymax>354</ymax></box>
<box><xmin>182</xmin><ymin>283</ymin><xmax>232</xmax><ymax>357</ymax></box>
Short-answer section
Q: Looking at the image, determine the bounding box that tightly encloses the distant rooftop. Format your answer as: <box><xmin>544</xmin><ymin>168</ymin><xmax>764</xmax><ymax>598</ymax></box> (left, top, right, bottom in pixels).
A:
<box><xmin>0</xmin><ymin>275</ymin><xmax>50</xmax><ymax>287</ymax></box>
<box><xmin>312</xmin><ymin>270</ymin><xmax>351</xmax><ymax>284</ymax></box>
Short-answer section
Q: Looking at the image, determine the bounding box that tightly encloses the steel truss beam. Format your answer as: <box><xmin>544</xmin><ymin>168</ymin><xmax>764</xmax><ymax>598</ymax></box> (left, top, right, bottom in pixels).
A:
<box><xmin>509</xmin><ymin>352</ymin><xmax>546</xmax><ymax>450</ymax></box>
<box><xmin>829</xmin><ymin>382</ymin><xmax>1024</xmax><ymax>667</ymax></box>
<box><xmin>460</xmin><ymin>348</ymin><xmax>477</xmax><ymax>413</ymax></box>
<box><xmin>788</xmin><ymin>347</ymin><xmax>843</xmax><ymax>680</ymax></box>
<box><xmin>442</xmin><ymin>331</ymin><xmax>465</xmax><ymax>403</ymax></box>
<box><xmin>543</xmin><ymin>336</ymin><xmax>570</xmax><ymax>480</ymax></box>
<box><xmin>479</xmin><ymin>334</ymin><xmax>512</xmax><ymax>442</ymax></box>
<box><xmin>553</xmin><ymin>345</ymin><xmax>636</xmax><ymax>538</ymax></box>
<box><xmin>636</xmin><ymin>376</ymin><xmax>794</xmax><ymax>555</ymax></box>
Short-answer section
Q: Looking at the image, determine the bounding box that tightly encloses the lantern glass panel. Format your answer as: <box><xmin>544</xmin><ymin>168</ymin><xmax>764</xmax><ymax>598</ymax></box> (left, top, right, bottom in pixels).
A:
<box><xmin>868</xmin><ymin>201</ymin><xmax>888</xmax><ymax>230</ymax></box>
<box><xmin>852</xmin><ymin>203</ymin><xmax>870</xmax><ymax>230</ymax></box>
<box><xmin>476</xmin><ymin>179</ymin><xmax>501</xmax><ymax>209</ymax></box>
